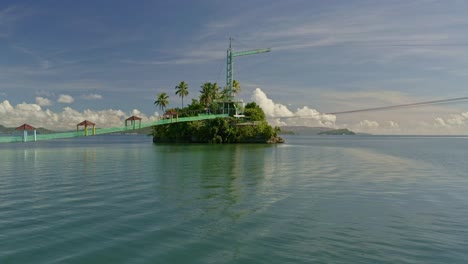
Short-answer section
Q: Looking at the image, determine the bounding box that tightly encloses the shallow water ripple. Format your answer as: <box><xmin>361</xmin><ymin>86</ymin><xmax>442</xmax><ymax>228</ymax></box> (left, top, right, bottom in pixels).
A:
<box><xmin>1</xmin><ymin>135</ymin><xmax>468</xmax><ymax>263</ymax></box>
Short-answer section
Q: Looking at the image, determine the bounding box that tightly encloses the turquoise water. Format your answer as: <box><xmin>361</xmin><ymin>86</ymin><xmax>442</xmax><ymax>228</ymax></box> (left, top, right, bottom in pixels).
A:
<box><xmin>1</xmin><ymin>135</ymin><xmax>468</xmax><ymax>263</ymax></box>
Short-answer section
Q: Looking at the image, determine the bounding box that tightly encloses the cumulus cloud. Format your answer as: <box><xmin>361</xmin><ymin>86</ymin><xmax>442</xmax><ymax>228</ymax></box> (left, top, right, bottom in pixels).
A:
<box><xmin>387</xmin><ymin>121</ymin><xmax>399</xmax><ymax>128</ymax></box>
<box><xmin>358</xmin><ymin>120</ymin><xmax>380</xmax><ymax>129</ymax></box>
<box><xmin>0</xmin><ymin>100</ymin><xmax>160</xmax><ymax>130</ymax></box>
<box><xmin>434</xmin><ymin>117</ymin><xmax>448</xmax><ymax>128</ymax></box>
<box><xmin>82</xmin><ymin>93</ymin><xmax>102</xmax><ymax>100</ymax></box>
<box><xmin>57</xmin><ymin>94</ymin><xmax>74</xmax><ymax>104</ymax></box>
<box><xmin>249</xmin><ymin>88</ymin><xmax>468</xmax><ymax>135</ymax></box>
<box><xmin>251</xmin><ymin>88</ymin><xmax>336</xmax><ymax>127</ymax></box>
<box><xmin>433</xmin><ymin>112</ymin><xmax>468</xmax><ymax>128</ymax></box>
<box><xmin>35</xmin><ymin>97</ymin><xmax>52</xmax><ymax>106</ymax></box>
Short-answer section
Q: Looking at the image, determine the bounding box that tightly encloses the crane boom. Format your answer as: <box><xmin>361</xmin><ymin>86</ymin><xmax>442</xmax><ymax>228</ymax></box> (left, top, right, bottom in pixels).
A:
<box><xmin>232</xmin><ymin>48</ymin><xmax>271</xmax><ymax>57</ymax></box>
<box><xmin>226</xmin><ymin>39</ymin><xmax>270</xmax><ymax>101</ymax></box>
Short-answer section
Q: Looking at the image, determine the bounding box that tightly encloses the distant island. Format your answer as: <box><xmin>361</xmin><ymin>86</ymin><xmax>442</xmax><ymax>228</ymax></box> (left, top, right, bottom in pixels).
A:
<box><xmin>281</xmin><ymin>126</ymin><xmax>363</xmax><ymax>135</ymax></box>
<box><xmin>318</xmin><ymin>128</ymin><xmax>355</xmax><ymax>135</ymax></box>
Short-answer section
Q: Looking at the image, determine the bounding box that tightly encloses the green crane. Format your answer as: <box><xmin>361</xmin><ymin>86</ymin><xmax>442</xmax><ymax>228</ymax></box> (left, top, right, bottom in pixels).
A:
<box><xmin>226</xmin><ymin>38</ymin><xmax>271</xmax><ymax>101</ymax></box>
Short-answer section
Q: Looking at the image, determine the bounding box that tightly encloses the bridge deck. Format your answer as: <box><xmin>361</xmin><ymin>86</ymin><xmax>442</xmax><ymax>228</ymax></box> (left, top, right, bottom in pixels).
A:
<box><xmin>0</xmin><ymin>114</ymin><xmax>229</xmax><ymax>143</ymax></box>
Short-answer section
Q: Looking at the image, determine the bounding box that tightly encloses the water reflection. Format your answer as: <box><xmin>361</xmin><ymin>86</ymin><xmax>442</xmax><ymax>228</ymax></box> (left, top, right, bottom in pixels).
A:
<box><xmin>152</xmin><ymin>144</ymin><xmax>279</xmax><ymax>221</ymax></box>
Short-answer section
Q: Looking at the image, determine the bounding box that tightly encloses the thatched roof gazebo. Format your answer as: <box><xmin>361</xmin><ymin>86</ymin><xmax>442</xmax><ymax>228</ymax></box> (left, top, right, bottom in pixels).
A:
<box><xmin>16</xmin><ymin>123</ymin><xmax>37</xmax><ymax>142</ymax></box>
<box><xmin>125</xmin><ymin>115</ymin><xmax>142</xmax><ymax>129</ymax></box>
<box><xmin>77</xmin><ymin>120</ymin><xmax>96</xmax><ymax>136</ymax></box>
<box><xmin>163</xmin><ymin>110</ymin><xmax>178</xmax><ymax>122</ymax></box>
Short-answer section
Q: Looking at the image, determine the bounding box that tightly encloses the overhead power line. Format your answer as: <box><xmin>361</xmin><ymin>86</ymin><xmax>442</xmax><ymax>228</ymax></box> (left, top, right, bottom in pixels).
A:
<box><xmin>280</xmin><ymin>96</ymin><xmax>468</xmax><ymax>118</ymax></box>
<box><xmin>326</xmin><ymin>97</ymin><xmax>468</xmax><ymax>115</ymax></box>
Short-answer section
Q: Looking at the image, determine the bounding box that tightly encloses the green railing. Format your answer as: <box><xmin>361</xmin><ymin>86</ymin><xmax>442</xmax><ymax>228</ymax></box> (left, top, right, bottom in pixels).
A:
<box><xmin>0</xmin><ymin>114</ymin><xmax>229</xmax><ymax>143</ymax></box>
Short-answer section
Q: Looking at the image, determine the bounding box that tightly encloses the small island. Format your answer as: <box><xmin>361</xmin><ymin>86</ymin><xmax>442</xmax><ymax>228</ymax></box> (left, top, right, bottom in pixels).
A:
<box><xmin>152</xmin><ymin>81</ymin><xmax>283</xmax><ymax>144</ymax></box>
<box><xmin>280</xmin><ymin>126</ymin><xmax>358</xmax><ymax>135</ymax></box>
<box><xmin>318</xmin><ymin>128</ymin><xmax>355</xmax><ymax>135</ymax></box>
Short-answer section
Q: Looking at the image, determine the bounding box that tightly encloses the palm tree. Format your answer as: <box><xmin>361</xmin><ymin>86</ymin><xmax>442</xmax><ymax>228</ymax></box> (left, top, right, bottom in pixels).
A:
<box><xmin>199</xmin><ymin>83</ymin><xmax>211</xmax><ymax>106</ymax></box>
<box><xmin>211</xmin><ymin>83</ymin><xmax>219</xmax><ymax>101</ymax></box>
<box><xmin>220</xmin><ymin>87</ymin><xmax>230</xmax><ymax>101</ymax></box>
<box><xmin>154</xmin><ymin>92</ymin><xmax>169</xmax><ymax>113</ymax></box>
<box><xmin>232</xmin><ymin>80</ymin><xmax>241</xmax><ymax>96</ymax></box>
<box><xmin>199</xmin><ymin>82</ymin><xmax>218</xmax><ymax>106</ymax></box>
<box><xmin>175</xmin><ymin>81</ymin><xmax>189</xmax><ymax>108</ymax></box>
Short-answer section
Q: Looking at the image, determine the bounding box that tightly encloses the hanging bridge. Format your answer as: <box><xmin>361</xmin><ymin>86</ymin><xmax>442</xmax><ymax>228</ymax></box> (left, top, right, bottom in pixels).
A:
<box><xmin>0</xmin><ymin>114</ymin><xmax>228</xmax><ymax>144</ymax></box>
<box><xmin>1</xmin><ymin>38</ymin><xmax>272</xmax><ymax>144</ymax></box>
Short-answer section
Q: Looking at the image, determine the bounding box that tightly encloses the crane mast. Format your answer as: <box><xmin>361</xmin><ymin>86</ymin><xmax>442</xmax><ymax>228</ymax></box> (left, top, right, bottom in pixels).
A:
<box><xmin>226</xmin><ymin>38</ymin><xmax>271</xmax><ymax>101</ymax></box>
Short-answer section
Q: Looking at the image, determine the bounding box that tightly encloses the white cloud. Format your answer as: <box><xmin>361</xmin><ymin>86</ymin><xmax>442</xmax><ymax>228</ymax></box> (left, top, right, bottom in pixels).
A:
<box><xmin>446</xmin><ymin>113</ymin><xmax>467</xmax><ymax>126</ymax></box>
<box><xmin>35</xmin><ymin>97</ymin><xmax>52</xmax><ymax>106</ymax></box>
<box><xmin>434</xmin><ymin>112</ymin><xmax>468</xmax><ymax>127</ymax></box>
<box><xmin>57</xmin><ymin>94</ymin><xmax>74</xmax><ymax>104</ymax></box>
<box><xmin>387</xmin><ymin>121</ymin><xmax>400</xmax><ymax>128</ymax></box>
<box><xmin>251</xmin><ymin>88</ymin><xmax>336</xmax><ymax>127</ymax></box>
<box><xmin>434</xmin><ymin>117</ymin><xmax>448</xmax><ymax>128</ymax></box>
<box><xmin>82</xmin><ymin>93</ymin><xmax>102</xmax><ymax>100</ymax></box>
<box><xmin>358</xmin><ymin>120</ymin><xmax>380</xmax><ymax>129</ymax></box>
<box><xmin>0</xmin><ymin>100</ymin><xmax>160</xmax><ymax>130</ymax></box>
<box><xmin>0</xmin><ymin>100</ymin><xmax>14</xmax><ymax>113</ymax></box>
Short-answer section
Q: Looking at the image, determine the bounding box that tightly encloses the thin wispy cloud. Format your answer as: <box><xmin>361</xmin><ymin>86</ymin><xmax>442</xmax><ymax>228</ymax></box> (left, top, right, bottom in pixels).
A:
<box><xmin>122</xmin><ymin>44</ymin><xmax>226</xmax><ymax>66</ymax></box>
<box><xmin>82</xmin><ymin>93</ymin><xmax>102</xmax><ymax>100</ymax></box>
<box><xmin>251</xmin><ymin>1</ymin><xmax>468</xmax><ymax>64</ymax></box>
<box><xmin>13</xmin><ymin>46</ymin><xmax>53</xmax><ymax>70</ymax></box>
<box><xmin>0</xmin><ymin>6</ymin><xmax>21</xmax><ymax>38</ymax></box>
<box><xmin>122</xmin><ymin>57</ymin><xmax>219</xmax><ymax>66</ymax></box>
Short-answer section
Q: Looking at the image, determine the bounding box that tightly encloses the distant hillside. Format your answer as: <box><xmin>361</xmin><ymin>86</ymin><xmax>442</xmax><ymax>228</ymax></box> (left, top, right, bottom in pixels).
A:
<box><xmin>318</xmin><ymin>128</ymin><xmax>355</xmax><ymax>135</ymax></box>
<box><xmin>280</xmin><ymin>126</ymin><xmax>335</xmax><ymax>135</ymax></box>
<box><xmin>280</xmin><ymin>126</ymin><xmax>364</xmax><ymax>135</ymax></box>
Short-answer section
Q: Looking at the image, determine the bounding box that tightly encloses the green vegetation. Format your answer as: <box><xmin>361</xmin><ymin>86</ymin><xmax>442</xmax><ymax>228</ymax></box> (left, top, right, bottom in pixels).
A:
<box><xmin>154</xmin><ymin>92</ymin><xmax>169</xmax><ymax>112</ymax></box>
<box><xmin>174</xmin><ymin>81</ymin><xmax>189</xmax><ymax>108</ymax></box>
<box><xmin>152</xmin><ymin>81</ymin><xmax>283</xmax><ymax>144</ymax></box>
<box><xmin>152</xmin><ymin>117</ymin><xmax>282</xmax><ymax>143</ymax></box>
<box><xmin>232</xmin><ymin>80</ymin><xmax>241</xmax><ymax>96</ymax></box>
<box><xmin>243</xmin><ymin>102</ymin><xmax>266</xmax><ymax>121</ymax></box>
<box><xmin>318</xmin><ymin>128</ymin><xmax>355</xmax><ymax>135</ymax></box>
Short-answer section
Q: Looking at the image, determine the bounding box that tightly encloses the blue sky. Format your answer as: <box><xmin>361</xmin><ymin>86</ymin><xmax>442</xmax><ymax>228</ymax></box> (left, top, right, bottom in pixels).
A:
<box><xmin>1</xmin><ymin>0</ymin><xmax>468</xmax><ymax>134</ymax></box>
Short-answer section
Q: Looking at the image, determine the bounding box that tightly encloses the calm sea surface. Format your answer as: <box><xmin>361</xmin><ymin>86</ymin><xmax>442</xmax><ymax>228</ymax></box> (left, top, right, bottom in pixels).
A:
<box><xmin>1</xmin><ymin>135</ymin><xmax>468</xmax><ymax>263</ymax></box>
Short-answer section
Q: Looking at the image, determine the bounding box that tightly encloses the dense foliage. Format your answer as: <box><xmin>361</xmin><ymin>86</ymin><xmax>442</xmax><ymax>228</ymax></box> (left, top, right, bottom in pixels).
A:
<box><xmin>153</xmin><ymin>80</ymin><xmax>283</xmax><ymax>144</ymax></box>
<box><xmin>152</xmin><ymin>117</ymin><xmax>281</xmax><ymax>143</ymax></box>
<box><xmin>244</xmin><ymin>102</ymin><xmax>266</xmax><ymax>121</ymax></box>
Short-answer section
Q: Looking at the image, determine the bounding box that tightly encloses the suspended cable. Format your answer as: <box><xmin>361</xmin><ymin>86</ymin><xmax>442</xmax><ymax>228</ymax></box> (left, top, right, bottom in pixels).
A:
<box><xmin>278</xmin><ymin>96</ymin><xmax>468</xmax><ymax>118</ymax></box>
<box><xmin>327</xmin><ymin>97</ymin><xmax>468</xmax><ymax>115</ymax></box>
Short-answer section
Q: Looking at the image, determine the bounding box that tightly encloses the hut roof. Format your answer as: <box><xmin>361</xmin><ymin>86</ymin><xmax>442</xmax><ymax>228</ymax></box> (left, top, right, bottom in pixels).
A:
<box><xmin>15</xmin><ymin>124</ymin><xmax>36</xmax><ymax>131</ymax></box>
<box><xmin>125</xmin><ymin>115</ymin><xmax>142</xmax><ymax>121</ymax></box>
<box><xmin>77</xmin><ymin>120</ymin><xmax>96</xmax><ymax>126</ymax></box>
<box><xmin>164</xmin><ymin>110</ymin><xmax>178</xmax><ymax>115</ymax></box>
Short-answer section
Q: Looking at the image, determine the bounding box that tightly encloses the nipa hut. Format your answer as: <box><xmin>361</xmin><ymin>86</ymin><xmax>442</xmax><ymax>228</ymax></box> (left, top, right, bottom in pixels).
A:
<box><xmin>77</xmin><ymin>120</ymin><xmax>96</xmax><ymax>136</ymax></box>
<box><xmin>125</xmin><ymin>116</ymin><xmax>142</xmax><ymax>129</ymax></box>
<box><xmin>16</xmin><ymin>124</ymin><xmax>37</xmax><ymax>142</ymax></box>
